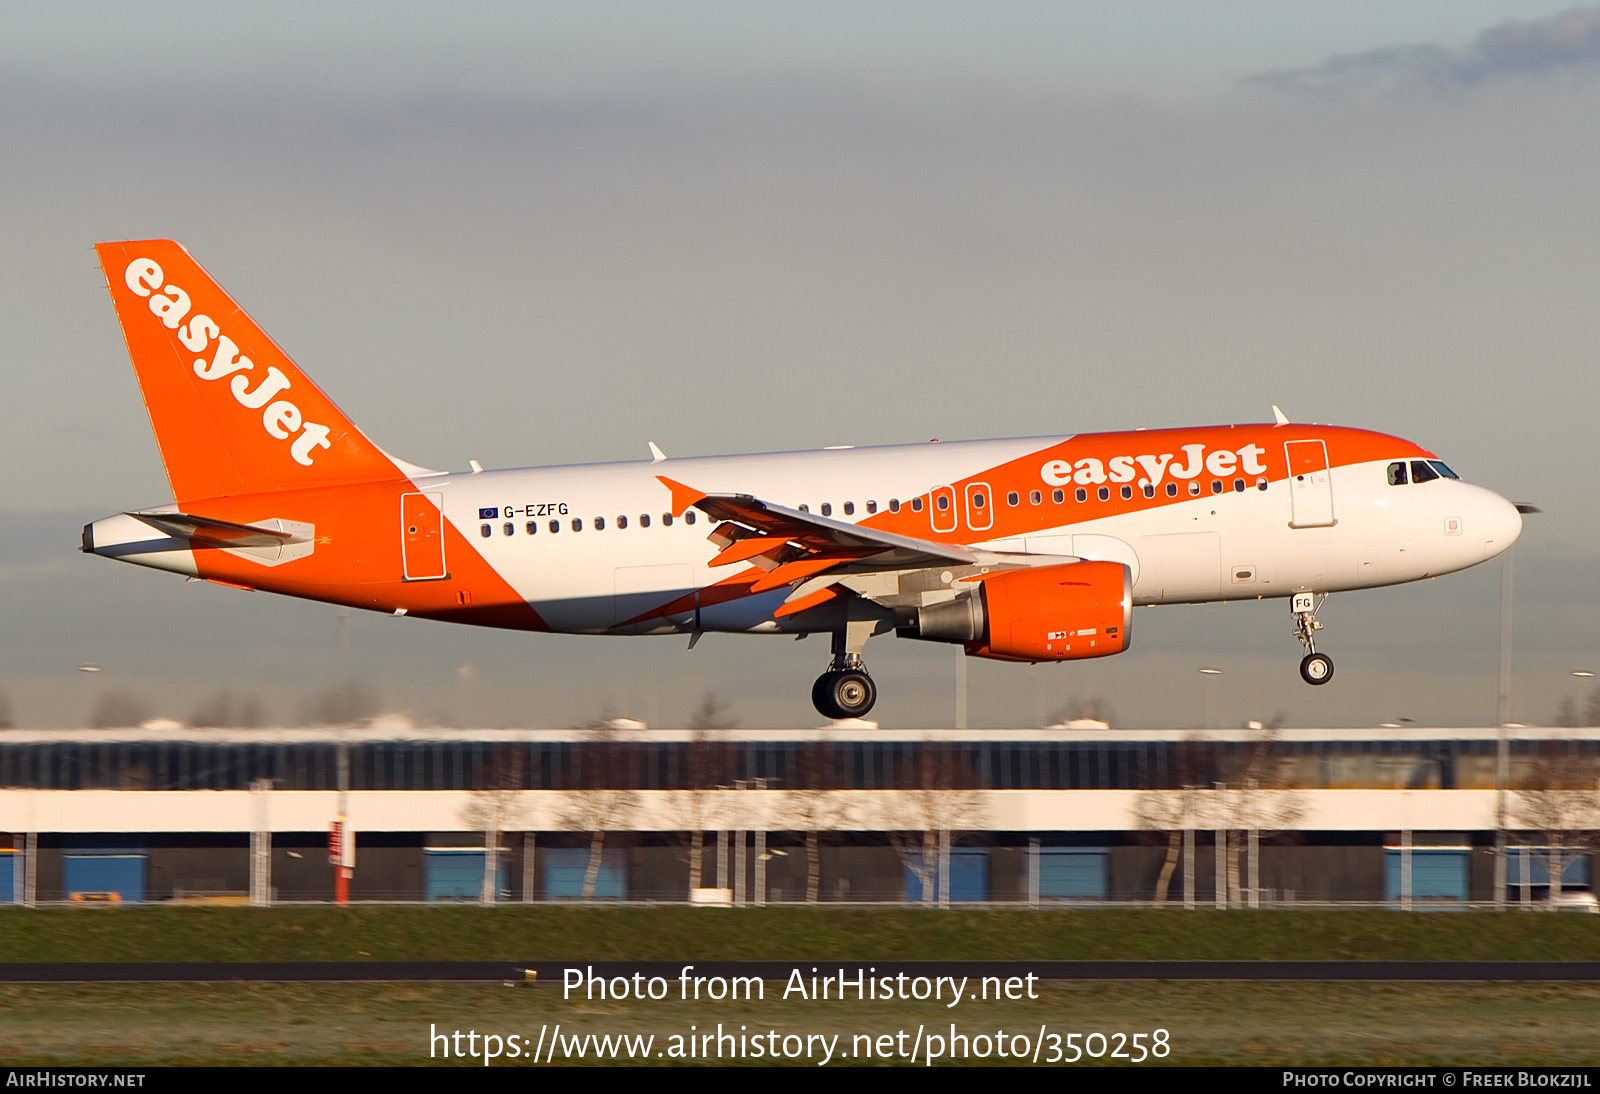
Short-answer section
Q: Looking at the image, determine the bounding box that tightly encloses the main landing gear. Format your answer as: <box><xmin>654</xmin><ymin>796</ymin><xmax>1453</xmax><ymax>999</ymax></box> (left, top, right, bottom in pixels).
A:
<box><xmin>1292</xmin><ymin>591</ymin><xmax>1334</xmax><ymax>686</ymax></box>
<box><xmin>812</xmin><ymin>627</ymin><xmax>878</xmax><ymax>720</ymax></box>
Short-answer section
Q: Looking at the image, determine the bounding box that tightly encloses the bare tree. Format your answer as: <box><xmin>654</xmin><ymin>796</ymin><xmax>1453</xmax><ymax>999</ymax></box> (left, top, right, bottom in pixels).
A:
<box><xmin>671</xmin><ymin>696</ymin><xmax>736</xmax><ymax>893</ymax></box>
<box><xmin>1512</xmin><ymin>741</ymin><xmax>1600</xmax><ymax>904</ymax></box>
<box><xmin>1216</xmin><ymin>724</ymin><xmax>1305</xmax><ymax>906</ymax></box>
<box><xmin>457</xmin><ymin>747</ymin><xmax>527</xmax><ymax>904</ymax></box>
<box><xmin>189</xmin><ymin>690</ymin><xmax>267</xmax><ymax>728</ymax></box>
<box><xmin>298</xmin><ymin>681</ymin><xmax>379</xmax><ymax>726</ymax></box>
<box><xmin>88</xmin><ymin>689</ymin><xmax>154</xmax><ymax>729</ymax></box>
<box><xmin>878</xmin><ymin>741</ymin><xmax>986</xmax><ymax>905</ymax></box>
<box><xmin>1131</xmin><ymin>734</ymin><xmax>1209</xmax><ymax>902</ymax></box>
<box><xmin>789</xmin><ymin>737</ymin><xmax>847</xmax><ymax>902</ymax></box>
<box><xmin>559</xmin><ymin>721</ymin><xmax>639</xmax><ymax>901</ymax></box>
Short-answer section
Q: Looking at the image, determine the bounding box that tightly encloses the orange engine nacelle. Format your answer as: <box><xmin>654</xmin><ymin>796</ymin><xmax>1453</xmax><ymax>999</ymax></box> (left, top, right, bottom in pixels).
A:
<box><xmin>963</xmin><ymin>561</ymin><xmax>1132</xmax><ymax>663</ymax></box>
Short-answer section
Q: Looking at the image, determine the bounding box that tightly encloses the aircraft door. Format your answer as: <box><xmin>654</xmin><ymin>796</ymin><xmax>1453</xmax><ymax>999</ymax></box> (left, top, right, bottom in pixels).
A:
<box><xmin>401</xmin><ymin>492</ymin><xmax>449</xmax><ymax>580</ymax></box>
<box><xmin>1285</xmin><ymin>440</ymin><xmax>1336</xmax><ymax>528</ymax></box>
<box><xmin>964</xmin><ymin>482</ymin><xmax>993</xmax><ymax>532</ymax></box>
<box><xmin>930</xmin><ymin>486</ymin><xmax>958</xmax><ymax>534</ymax></box>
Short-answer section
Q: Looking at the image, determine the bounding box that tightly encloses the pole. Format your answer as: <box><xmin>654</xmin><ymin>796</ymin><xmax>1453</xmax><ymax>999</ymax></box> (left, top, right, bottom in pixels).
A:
<box><xmin>523</xmin><ymin>832</ymin><xmax>536</xmax><ymax>903</ymax></box>
<box><xmin>250</xmin><ymin>778</ymin><xmax>272</xmax><ymax>906</ymax></box>
<box><xmin>335</xmin><ymin>742</ymin><xmax>351</xmax><ymax>905</ymax></box>
<box><xmin>954</xmin><ymin>647</ymin><xmax>968</xmax><ymax>730</ymax></box>
<box><xmin>1183</xmin><ymin>819</ymin><xmax>1195</xmax><ymax>911</ymax></box>
<box><xmin>1401</xmin><ymin>828</ymin><xmax>1412</xmax><ymax>911</ymax></box>
<box><xmin>1214</xmin><ymin>783</ymin><xmax>1226</xmax><ymax>909</ymax></box>
<box><xmin>1498</xmin><ymin>550</ymin><xmax>1513</xmax><ymax>728</ymax></box>
<box><xmin>1028</xmin><ymin>837</ymin><xmax>1040</xmax><ymax>907</ymax></box>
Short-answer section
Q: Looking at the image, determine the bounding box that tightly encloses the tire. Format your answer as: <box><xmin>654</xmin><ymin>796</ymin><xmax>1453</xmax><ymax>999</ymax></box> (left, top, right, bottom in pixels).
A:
<box><xmin>812</xmin><ymin>669</ymin><xmax>877</xmax><ymax>720</ymax></box>
<box><xmin>1299</xmin><ymin>652</ymin><xmax>1334</xmax><ymax>686</ymax></box>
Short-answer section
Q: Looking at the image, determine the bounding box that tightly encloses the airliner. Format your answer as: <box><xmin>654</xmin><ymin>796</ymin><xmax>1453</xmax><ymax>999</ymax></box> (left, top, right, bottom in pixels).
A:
<box><xmin>82</xmin><ymin>240</ymin><xmax>1525</xmax><ymax>720</ymax></box>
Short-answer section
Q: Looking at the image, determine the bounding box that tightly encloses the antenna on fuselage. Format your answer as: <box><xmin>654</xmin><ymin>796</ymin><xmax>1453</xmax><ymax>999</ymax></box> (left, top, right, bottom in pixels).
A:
<box><xmin>1271</xmin><ymin>406</ymin><xmax>1290</xmax><ymax>426</ymax></box>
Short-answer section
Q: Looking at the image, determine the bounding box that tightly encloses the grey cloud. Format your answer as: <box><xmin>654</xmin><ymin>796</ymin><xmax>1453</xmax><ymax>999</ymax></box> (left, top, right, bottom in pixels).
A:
<box><xmin>1250</xmin><ymin>6</ymin><xmax>1600</xmax><ymax>95</ymax></box>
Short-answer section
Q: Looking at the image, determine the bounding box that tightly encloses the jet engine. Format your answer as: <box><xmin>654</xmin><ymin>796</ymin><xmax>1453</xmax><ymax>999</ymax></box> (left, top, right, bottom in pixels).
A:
<box><xmin>896</xmin><ymin>561</ymin><xmax>1132</xmax><ymax>663</ymax></box>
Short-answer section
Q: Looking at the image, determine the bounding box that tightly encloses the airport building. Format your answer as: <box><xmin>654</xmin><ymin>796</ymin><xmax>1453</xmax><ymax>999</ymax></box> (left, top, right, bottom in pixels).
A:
<box><xmin>1</xmin><ymin>724</ymin><xmax>1595</xmax><ymax>908</ymax></box>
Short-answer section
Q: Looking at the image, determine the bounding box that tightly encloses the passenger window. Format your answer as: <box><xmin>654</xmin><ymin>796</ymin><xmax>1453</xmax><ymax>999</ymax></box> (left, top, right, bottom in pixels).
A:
<box><xmin>685</xmin><ymin>511</ymin><xmax>695</xmax><ymax>525</ymax></box>
<box><xmin>936</xmin><ymin>495</ymin><xmax>950</xmax><ymax>511</ymax></box>
<box><xmin>1256</xmin><ymin>476</ymin><xmax>1268</xmax><ymax>491</ymax></box>
<box><xmin>798</xmin><ymin>504</ymin><xmax>810</xmax><ymax>513</ymax></box>
<box><xmin>1233</xmin><ymin>479</ymin><xmax>1245</xmax><ymax>493</ymax></box>
<box><xmin>1210</xmin><ymin>480</ymin><xmax>1222</xmax><ymax>495</ymax></box>
<box><xmin>1143</xmin><ymin>484</ymin><xmax>1155</xmax><ymax>499</ymax></box>
<box><xmin>480</xmin><ymin>524</ymin><xmax>491</xmax><ymax>538</ymax></box>
<box><xmin>1029</xmin><ymin>490</ymin><xmax>1041</xmax><ymax>505</ymax></box>
<box><xmin>1075</xmin><ymin>487</ymin><xmax>1087</xmax><ymax>503</ymax></box>
<box><xmin>549</xmin><ymin>520</ymin><xmax>560</xmax><ymax>533</ymax></box>
<box><xmin>821</xmin><ymin>503</ymin><xmax>832</xmax><ymax>516</ymax></box>
<box><xmin>1052</xmin><ymin>489</ymin><xmax>1065</xmax><ymax>503</ymax></box>
<box><xmin>1188</xmin><ymin>481</ymin><xmax>1201</xmax><ymax>497</ymax></box>
<box><xmin>1097</xmin><ymin>486</ymin><xmax>1110</xmax><ymax>502</ymax></box>
<box><xmin>972</xmin><ymin>493</ymin><xmax>986</xmax><ymax>509</ymax></box>
<box><xmin>640</xmin><ymin>514</ymin><xmax>650</xmax><ymax>528</ymax></box>
<box><xmin>1165</xmin><ymin>483</ymin><xmax>1178</xmax><ymax>497</ymax></box>
<box><xmin>866</xmin><ymin>500</ymin><xmax>877</xmax><ymax>514</ymax></box>
<box><xmin>1006</xmin><ymin>491</ymin><xmax>1019</xmax><ymax>506</ymax></box>
<box><xmin>595</xmin><ymin>516</ymin><xmax>606</xmax><ymax>531</ymax></box>
<box><xmin>889</xmin><ymin>499</ymin><xmax>900</xmax><ymax>513</ymax></box>
<box><xmin>526</xmin><ymin>521</ymin><xmax>537</xmax><ymax>535</ymax></box>
<box><xmin>1387</xmin><ymin>462</ymin><xmax>1408</xmax><ymax>486</ymax></box>
<box><xmin>1410</xmin><ymin>460</ymin><xmax>1440</xmax><ymax>484</ymax></box>
<box><xmin>572</xmin><ymin>518</ymin><xmax>583</xmax><ymax>532</ymax></box>
<box><xmin>1120</xmin><ymin>485</ymin><xmax>1132</xmax><ymax>500</ymax></box>
<box><xmin>662</xmin><ymin>513</ymin><xmax>674</xmax><ymax>526</ymax></box>
<box><xmin>911</xmin><ymin>498</ymin><xmax>923</xmax><ymax>512</ymax></box>
<box><xmin>844</xmin><ymin>501</ymin><xmax>855</xmax><ymax>515</ymax></box>
<box><xmin>617</xmin><ymin>515</ymin><xmax>628</xmax><ymax>529</ymax></box>
<box><xmin>503</xmin><ymin>522</ymin><xmax>514</xmax><ymax>536</ymax></box>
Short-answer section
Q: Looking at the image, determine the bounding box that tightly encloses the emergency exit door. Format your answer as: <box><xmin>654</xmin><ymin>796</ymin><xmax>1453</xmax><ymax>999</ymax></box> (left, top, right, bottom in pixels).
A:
<box><xmin>401</xmin><ymin>492</ymin><xmax>449</xmax><ymax>580</ymax></box>
<box><xmin>1284</xmin><ymin>440</ymin><xmax>1336</xmax><ymax>528</ymax></box>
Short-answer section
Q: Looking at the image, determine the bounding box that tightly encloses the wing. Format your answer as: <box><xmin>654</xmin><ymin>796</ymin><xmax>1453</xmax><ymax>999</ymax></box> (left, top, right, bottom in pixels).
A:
<box><xmin>657</xmin><ymin>476</ymin><xmax>1075</xmax><ymax>619</ymax></box>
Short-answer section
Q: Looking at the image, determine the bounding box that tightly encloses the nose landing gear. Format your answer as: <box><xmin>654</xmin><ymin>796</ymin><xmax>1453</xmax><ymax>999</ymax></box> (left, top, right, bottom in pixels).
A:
<box><xmin>1291</xmin><ymin>591</ymin><xmax>1333</xmax><ymax>685</ymax></box>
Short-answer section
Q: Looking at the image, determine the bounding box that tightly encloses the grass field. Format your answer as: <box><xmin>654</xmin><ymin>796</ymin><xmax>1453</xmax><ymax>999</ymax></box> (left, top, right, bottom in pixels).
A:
<box><xmin>2</xmin><ymin>981</ymin><xmax>1598</xmax><ymax>1066</ymax></box>
<box><xmin>2</xmin><ymin>904</ymin><xmax>1599</xmax><ymax>963</ymax></box>
<box><xmin>2</xmin><ymin>906</ymin><xmax>1599</xmax><ymax>1066</ymax></box>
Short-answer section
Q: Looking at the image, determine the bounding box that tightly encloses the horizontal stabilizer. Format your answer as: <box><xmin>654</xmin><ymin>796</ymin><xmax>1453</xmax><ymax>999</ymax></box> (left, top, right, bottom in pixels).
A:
<box><xmin>127</xmin><ymin>512</ymin><xmax>301</xmax><ymax>549</ymax></box>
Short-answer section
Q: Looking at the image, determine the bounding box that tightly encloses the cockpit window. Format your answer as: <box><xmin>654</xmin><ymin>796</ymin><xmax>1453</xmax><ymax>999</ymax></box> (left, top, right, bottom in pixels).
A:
<box><xmin>1387</xmin><ymin>461</ymin><xmax>1408</xmax><ymax>486</ymax></box>
<box><xmin>1410</xmin><ymin>460</ymin><xmax>1440</xmax><ymax>484</ymax></box>
<box><xmin>1427</xmin><ymin>460</ymin><xmax>1460</xmax><ymax>480</ymax></box>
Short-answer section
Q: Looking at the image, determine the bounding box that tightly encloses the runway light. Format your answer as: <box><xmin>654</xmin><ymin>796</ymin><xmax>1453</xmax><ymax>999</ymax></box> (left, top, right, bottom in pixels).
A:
<box><xmin>1198</xmin><ymin>667</ymin><xmax>1222</xmax><ymax>675</ymax></box>
<box><xmin>76</xmin><ymin>664</ymin><xmax>101</xmax><ymax>673</ymax></box>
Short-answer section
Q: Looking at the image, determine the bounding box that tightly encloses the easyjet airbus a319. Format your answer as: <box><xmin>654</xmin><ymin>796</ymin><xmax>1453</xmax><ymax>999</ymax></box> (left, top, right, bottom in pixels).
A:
<box><xmin>83</xmin><ymin>241</ymin><xmax>1525</xmax><ymax>720</ymax></box>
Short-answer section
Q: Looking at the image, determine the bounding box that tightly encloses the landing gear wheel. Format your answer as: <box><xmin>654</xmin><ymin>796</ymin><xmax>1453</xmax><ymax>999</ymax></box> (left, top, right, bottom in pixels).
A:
<box><xmin>812</xmin><ymin>669</ymin><xmax>877</xmax><ymax>720</ymax></box>
<box><xmin>1299</xmin><ymin>652</ymin><xmax>1334</xmax><ymax>686</ymax></box>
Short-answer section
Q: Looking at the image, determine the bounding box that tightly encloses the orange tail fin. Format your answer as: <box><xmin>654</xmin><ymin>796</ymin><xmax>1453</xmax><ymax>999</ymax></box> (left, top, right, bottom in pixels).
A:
<box><xmin>96</xmin><ymin>240</ymin><xmax>402</xmax><ymax>502</ymax></box>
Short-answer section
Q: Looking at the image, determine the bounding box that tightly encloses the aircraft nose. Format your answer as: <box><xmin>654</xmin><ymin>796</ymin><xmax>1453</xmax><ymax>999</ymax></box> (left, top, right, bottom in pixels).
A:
<box><xmin>1480</xmin><ymin>490</ymin><xmax>1523</xmax><ymax>561</ymax></box>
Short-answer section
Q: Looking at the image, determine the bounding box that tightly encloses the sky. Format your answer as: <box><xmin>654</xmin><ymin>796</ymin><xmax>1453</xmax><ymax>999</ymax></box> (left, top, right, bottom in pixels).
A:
<box><xmin>2</xmin><ymin>3</ymin><xmax>1598</xmax><ymax>730</ymax></box>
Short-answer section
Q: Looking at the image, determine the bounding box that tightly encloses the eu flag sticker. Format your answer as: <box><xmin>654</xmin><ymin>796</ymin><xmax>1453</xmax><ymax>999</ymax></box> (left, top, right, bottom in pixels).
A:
<box><xmin>479</xmin><ymin>507</ymin><xmax>499</xmax><ymax>519</ymax></box>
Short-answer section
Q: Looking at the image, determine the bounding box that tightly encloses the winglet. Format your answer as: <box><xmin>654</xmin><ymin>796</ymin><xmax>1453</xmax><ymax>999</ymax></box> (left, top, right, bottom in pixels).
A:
<box><xmin>656</xmin><ymin>475</ymin><xmax>708</xmax><ymax>517</ymax></box>
<box><xmin>1272</xmin><ymin>405</ymin><xmax>1290</xmax><ymax>426</ymax></box>
<box><xmin>648</xmin><ymin>441</ymin><xmax>667</xmax><ymax>463</ymax></box>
